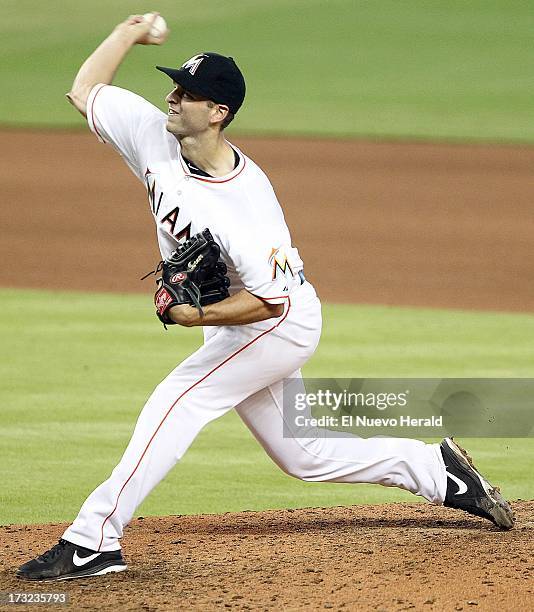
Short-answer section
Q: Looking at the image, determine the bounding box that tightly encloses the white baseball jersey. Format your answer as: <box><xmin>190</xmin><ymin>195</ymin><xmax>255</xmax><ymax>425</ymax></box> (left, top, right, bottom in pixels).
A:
<box><xmin>63</xmin><ymin>83</ymin><xmax>446</xmax><ymax>553</ymax></box>
<box><xmin>86</xmin><ymin>83</ymin><xmax>304</xmax><ymax>304</ymax></box>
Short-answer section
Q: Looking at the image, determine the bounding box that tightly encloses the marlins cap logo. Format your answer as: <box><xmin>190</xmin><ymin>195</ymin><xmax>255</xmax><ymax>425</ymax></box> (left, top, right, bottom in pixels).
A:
<box><xmin>181</xmin><ymin>54</ymin><xmax>208</xmax><ymax>75</ymax></box>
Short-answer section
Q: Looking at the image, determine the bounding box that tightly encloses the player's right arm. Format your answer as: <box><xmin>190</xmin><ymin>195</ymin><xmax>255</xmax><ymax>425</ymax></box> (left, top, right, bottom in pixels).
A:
<box><xmin>67</xmin><ymin>13</ymin><xmax>166</xmax><ymax>117</ymax></box>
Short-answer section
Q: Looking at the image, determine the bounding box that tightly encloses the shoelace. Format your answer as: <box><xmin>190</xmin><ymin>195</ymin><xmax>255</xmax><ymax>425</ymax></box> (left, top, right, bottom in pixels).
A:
<box><xmin>37</xmin><ymin>539</ymin><xmax>69</xmax><ymax>562</ymax></box>
<box><xmin>140</xmin><ymin>260</ymin><xmax>164</xmax><ymax>281</ymax></box>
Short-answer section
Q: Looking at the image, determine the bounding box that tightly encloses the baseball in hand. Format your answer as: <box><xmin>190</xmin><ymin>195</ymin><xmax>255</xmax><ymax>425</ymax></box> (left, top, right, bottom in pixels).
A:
<box><xmin>143</xmin><ymin>13</ymin><xmax>168</xmax><ymax>38</ymax></box>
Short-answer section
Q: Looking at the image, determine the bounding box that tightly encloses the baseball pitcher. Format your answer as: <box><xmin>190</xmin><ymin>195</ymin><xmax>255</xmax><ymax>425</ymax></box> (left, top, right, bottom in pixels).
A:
<box><xmin>17</xmin><ymin>13</ymin><xmax>514</xmax><ymax>581</ymax></box>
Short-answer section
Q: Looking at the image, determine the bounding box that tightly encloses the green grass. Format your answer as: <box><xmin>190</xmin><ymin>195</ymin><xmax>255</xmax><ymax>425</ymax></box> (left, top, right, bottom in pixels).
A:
<box><xmin>1</xmin><ymin>288</ymin><xmax>533</xmax><ymax>525</ymax></box>
<box><xmin>1</xmin><ymin>1</ymin><xmax>534</xmax><ymax>141</ymax></box>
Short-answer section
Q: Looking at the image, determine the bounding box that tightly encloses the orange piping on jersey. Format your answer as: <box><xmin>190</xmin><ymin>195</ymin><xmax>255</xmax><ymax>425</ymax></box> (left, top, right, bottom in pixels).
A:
<box><xmin>256</xmin><ymin>295</ymin><xmax>289</xmax><ymax>301</ymax></box>
<box><xmin>90</xmin><ymin>84</ymin><xmax>108</xmax><ymax>143</ymax></box>
<box><xmin>97</xmin><ymin>296</ymin><xmax>290</xmax><ymax>551</ymax></box>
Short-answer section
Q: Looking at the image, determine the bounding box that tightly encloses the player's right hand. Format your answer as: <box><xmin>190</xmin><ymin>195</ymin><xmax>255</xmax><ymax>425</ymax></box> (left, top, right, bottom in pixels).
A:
<box><xmin>114</xmin><ymin>13</ymin><xmax>168</xmax><ymax>46</ymax></box>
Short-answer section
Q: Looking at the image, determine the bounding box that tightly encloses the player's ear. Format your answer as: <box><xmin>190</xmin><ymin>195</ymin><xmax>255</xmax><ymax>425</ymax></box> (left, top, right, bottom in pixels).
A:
<box><xmin>210</xmin><ymin>103</ymin><xmax>230</xmax><ymax>127</ymax></box>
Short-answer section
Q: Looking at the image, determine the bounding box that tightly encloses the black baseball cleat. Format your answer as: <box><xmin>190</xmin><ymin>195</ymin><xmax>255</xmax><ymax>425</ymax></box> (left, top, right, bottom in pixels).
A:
<box><xmin>16</xmin><ymin>539</ymin><xmax>127</xmax><ymax>581</ymax></box>
<box><xmin>440</xmin><ymin>437</ymin><xmax>515</xmax><ymax>530</ymax></box>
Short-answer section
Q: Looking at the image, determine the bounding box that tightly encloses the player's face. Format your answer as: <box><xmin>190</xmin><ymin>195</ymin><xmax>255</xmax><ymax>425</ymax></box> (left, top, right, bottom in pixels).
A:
<box><xmin>165</xmin><ymin>84</ymin><xmax>216</xmax><ymax>136</ymax></box>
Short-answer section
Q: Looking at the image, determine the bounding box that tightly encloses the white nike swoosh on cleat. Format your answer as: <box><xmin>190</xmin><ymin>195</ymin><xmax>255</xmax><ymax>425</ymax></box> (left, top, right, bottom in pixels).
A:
<box><xmin>446</xmin><ymin>470</ymin><xmax>468</xmax><ymax>495</ymax></box>
<box><xmin>72</xmin><ymin>551</ymin><xmax>101</xmax><ymax>567</ymax></box>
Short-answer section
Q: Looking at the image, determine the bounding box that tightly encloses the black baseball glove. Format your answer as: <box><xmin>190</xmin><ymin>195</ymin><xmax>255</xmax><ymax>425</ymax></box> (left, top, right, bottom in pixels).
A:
<box><xmin>148</xmin><ymin>229</ymin><xmax>230</xmax><ymax>327</ymax></box>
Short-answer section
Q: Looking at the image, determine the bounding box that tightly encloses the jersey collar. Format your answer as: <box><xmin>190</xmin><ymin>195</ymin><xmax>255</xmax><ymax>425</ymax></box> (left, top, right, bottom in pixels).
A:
<box><xmin>178</xmin><ymin>142</ymin><xmax>246</xmax><ymax>184</ymax></box>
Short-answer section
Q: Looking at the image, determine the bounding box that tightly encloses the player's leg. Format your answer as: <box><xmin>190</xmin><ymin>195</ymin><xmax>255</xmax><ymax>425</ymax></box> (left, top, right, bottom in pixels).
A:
<box><xmin>235</xmin><ymin>373</ymin><xmax>447</xmax><ymax>503</ymax></box>
<box><xmin>18</xmin><ymin>290</ymin><xmax>323</xmax><ymax>579</ymax></box>
<box><xmin>60</xmin><ymin>299</ymin><xmax>321</xmax><ymax>555</ymax></box>
<box><xmin>236</xmin><ymin>376</ymin><xmax>514</xmax><ymax>528</ymax></box>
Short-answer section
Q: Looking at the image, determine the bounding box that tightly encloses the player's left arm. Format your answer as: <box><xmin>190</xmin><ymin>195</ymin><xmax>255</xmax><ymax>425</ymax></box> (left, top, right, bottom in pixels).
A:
<box><xmin>169</xmin><ymin>290</ymin><xmax>284</xmax><ymax>327</ymax></box>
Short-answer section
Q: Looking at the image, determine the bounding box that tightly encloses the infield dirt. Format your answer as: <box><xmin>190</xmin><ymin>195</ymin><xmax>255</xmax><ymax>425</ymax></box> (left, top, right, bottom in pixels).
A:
<box><xmin>2</xmin><ymin>130</ymin><xmax>534</xmax><ymax>311</ymax></box>
<box><xmin>1</xmin><ymin>130</ymin><xmax>533</xmax><ymax>610</ymax></box>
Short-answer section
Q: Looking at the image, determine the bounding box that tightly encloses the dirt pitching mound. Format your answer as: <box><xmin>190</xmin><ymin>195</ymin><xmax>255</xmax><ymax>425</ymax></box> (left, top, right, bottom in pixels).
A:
<box><xmin>2</xmin><ymin>502</ymin><xmax>533</xmax><ymax>610</ymax></box>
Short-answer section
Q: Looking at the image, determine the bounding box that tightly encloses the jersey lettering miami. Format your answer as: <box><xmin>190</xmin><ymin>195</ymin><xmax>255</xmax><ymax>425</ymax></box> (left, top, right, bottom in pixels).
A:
<box><xmin>86</xmin><ymin>83</ymin><xmax>304</xmax><ymax>303</ymax></box>
<box><xmin>144</xmin><ymin>167</ymin><xmax>191</xmax><ymax>243</ymax></box>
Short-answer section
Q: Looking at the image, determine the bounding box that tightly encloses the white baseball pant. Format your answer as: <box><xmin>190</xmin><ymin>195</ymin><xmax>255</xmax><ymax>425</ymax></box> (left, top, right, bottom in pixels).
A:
<box><xmin>63</xmin><ymin>284</ymin><xmax>447</xmax><ymax>551</ymax></box>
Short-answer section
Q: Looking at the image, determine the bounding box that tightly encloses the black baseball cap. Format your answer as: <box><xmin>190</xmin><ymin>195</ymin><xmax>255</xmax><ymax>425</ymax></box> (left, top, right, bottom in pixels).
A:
<box><xmin>156</xmin><ymin>52</ymin><xmax>246</xmax><ymax>114</ymax></box>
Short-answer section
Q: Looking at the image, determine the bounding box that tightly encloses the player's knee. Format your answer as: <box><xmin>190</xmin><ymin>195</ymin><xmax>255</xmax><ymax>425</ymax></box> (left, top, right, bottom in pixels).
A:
<box><xmin>279</xmin><ymin>461</ymin><xmax>310</xmax><ymax>480</ymax></box>
<box><xmin>275</xmin><ymin>446</ymin><xmax>321</xmax><ymax>481</ymax></box>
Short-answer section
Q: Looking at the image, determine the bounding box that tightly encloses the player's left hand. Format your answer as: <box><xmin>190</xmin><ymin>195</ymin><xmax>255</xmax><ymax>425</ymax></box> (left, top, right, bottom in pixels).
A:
<box><xmin>152</xmin><ymin>229</ymin><xmax>230</xmax><ymax>327</ymax></box>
